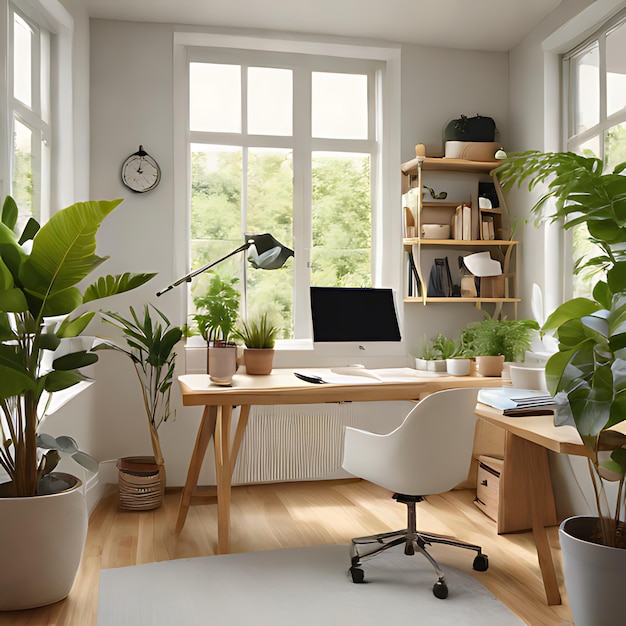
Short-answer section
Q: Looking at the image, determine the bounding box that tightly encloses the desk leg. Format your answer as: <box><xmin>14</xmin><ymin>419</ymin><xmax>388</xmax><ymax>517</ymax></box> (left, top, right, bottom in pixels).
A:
<box><xmin>214</xmin><ymin>404</ymin><xmax>234</xmax><ymax>554</ymax></box>
<box><xmin>175</xmin><ymin>405</ymin><xmax>217</xmax><ymax>535</ymax></box>
<box><xmin>508</xmin><ymin>432</ymin><xmax>562</xmax><ymax>606</ymax></box>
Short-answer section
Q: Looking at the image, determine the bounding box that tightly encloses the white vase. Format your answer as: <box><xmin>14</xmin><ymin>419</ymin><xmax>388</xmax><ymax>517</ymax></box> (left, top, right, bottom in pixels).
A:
<box><xmin>446</xmin><ymin>358</ymin><xmax>471</xmax><ymax>376</ymax></box>
<box><xmin>559</xmin><ymin>516</ymin><xmax>626</xmax><ymax>626</ymax></box>
<box><xmin>0</xmin><ymin>473</ymin><xmax>88</xmax><ymax>610</ymax></box>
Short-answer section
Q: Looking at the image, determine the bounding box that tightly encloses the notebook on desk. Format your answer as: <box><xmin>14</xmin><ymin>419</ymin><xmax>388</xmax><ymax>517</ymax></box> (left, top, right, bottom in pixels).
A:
<box><xmin>477</xmin><ymin>388</ymin><xmax>574</xmax><ymax>423</ymax></box>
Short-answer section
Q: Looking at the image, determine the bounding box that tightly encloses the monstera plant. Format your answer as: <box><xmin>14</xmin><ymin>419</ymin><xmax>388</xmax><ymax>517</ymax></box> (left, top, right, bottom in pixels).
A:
<box><xmin>0</xmin><ymin>196</ymin><xmax>155</xmax><ymax>498</ymax></box>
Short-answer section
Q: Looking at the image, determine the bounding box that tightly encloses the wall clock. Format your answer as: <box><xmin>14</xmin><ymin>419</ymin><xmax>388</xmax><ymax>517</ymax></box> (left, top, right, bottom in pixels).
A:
<box><xmin>121</xmin><ymin>145</ymin><xmax>161</xmax><ymax>193</ymax></box>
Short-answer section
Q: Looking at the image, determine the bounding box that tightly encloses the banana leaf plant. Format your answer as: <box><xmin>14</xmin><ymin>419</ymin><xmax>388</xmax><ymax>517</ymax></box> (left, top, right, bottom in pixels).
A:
<box><xmin>0</xmin><ymin>196</ymin><xmax>155</xmax><ymax>498</ymax></box>
<box><xmin>94</xmin><ymin>305</ymin><xmax>183</xmax><ymax>488</ymax></box>
<box><xmin>495</xmin><ymin>151</ymin><xmax>626</xmax><ymax>547</ymax></box>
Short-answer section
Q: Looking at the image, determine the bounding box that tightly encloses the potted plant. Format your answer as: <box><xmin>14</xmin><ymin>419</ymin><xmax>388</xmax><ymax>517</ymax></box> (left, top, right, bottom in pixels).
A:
<box><xmin>94</xmin><ymin>305</ymin><xmax>183</xmax><ymax>501</ymax></box>
<box><xmin>0</xmin><ymin>196</ymin><xmax>155</xmax><ymax>609</ymax></box>
<box><xmin>444</xmin><ymin>337</ymin><xmax>472</xmax><ymax>376</ymax></box>
<box><xmin>496</xmin><ymin>150</ymin><xmax>626</xmax><ymax>624</ymax></box>
<box><xmin>461</xmin><ymin>315</ymin><xmax>538</xmax><ymax>376</ymax></box>
<box><xmin>191</xmin><ymin>270</ymin><xmax>241</xmax><ymax>385</ymax></box>
<box><xmin>233</xmin><ymin>312</ymin><xmax>281</xmax><ymax>375</ymax></box>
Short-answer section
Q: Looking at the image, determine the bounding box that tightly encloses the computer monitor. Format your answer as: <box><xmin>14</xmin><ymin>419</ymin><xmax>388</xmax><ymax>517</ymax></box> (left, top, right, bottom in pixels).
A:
<box><xmin>310</xmin><ymin>287</ymin><xmax>402</xmax><ymax>343</ymax></box>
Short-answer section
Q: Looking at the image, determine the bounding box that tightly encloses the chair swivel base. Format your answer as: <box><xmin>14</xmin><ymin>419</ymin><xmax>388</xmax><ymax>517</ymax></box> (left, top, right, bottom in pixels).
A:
<box><xmin>348</xmin><ymin>494</ymin><xmax>489</xmax><ymax>599</ymax></box>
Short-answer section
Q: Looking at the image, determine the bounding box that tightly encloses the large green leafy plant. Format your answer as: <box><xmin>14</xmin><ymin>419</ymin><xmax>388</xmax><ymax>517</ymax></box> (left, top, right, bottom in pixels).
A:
<box><xmin>94</xmin><ymin>305</ymin><xmax>183</xmax><ymax>486</ymax></box>
<box><xmin>0</xmin><ymin>196</ymin><xmax>155</xmax><ymax>498</ymax></box>
<box><xmin>496</xmin><ymin>151</ymin><xmax>626</xmax><ymax>547</ymax></box>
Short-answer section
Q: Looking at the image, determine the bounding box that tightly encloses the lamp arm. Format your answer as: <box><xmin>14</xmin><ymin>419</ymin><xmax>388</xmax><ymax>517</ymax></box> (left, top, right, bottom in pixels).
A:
<box><xmin>156</xmin><ymin>242</ymin><xmax>251</xmax><ymax>297</ymax></box>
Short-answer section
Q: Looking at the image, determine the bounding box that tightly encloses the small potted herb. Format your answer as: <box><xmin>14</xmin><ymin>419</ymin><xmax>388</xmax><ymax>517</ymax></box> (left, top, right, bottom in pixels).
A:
<box><xmin>233</xmin><ymin>312</ymin><xmax>281</xmax><ymax>375</ymax></box>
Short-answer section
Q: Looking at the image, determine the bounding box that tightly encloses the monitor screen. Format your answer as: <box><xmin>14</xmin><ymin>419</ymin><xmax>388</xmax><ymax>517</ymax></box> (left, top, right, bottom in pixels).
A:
<box><xmin>310</xmin><ymin>287</ymin><xmax>402</xmax><ymax>343</ymax></box>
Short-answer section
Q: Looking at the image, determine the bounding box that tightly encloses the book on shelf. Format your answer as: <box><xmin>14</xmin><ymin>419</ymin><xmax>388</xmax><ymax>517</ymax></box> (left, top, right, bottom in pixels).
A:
<box><xmin>462</xmin><ymin>203</ymin><xmax>472</xmax><ymax>240</ymax></box>
<box><xmin>406</xmin><ymin>248</ymin><xmax>421</xmax><ymax>297</ymax></box>
<box><xmin>481</xmin><ymin>214</ymin><xmax>495</xmax><ymax>240</ymax></box>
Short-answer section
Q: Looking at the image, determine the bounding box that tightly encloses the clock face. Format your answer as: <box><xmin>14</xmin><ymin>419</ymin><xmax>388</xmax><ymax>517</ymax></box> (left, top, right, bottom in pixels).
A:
<box><xmin>121</xmin><ymin>147</ymin><xmax>161</xmax><ymax>193</ymax></box>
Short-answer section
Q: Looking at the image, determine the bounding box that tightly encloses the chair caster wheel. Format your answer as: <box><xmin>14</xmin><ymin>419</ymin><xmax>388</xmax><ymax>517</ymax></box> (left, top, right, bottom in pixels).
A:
<box><xmin>350</xmin><ymin>566</ymin><xmax>365</xmax><ymax>583</ymax></box>
<box><xmin>433</xmin><ymin>580</ymin><xmax>448</xmax><ymax>599</ymax></box>
<box><xmin>473</xmin><ymin>554</ymin><xmax>489</xmax><ymax>572</ymax></box>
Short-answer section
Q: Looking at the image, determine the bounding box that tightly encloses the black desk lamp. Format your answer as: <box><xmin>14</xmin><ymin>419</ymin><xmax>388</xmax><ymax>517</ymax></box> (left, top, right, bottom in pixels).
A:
<box><xmin>156</xmin><ymin>233</ymin><xmax>294</xmax><ymax>297</ymax></box>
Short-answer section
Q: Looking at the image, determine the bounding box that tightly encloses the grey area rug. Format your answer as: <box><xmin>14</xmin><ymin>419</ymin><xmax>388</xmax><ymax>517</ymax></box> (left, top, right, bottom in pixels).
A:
<box><xmin>98</xmin><ymin>544</ymin><xmax>524</xmax><ymax>625</ymax></box>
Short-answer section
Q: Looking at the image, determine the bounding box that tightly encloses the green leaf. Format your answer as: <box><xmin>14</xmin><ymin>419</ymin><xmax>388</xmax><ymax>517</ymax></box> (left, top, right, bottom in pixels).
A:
<box><xmin>52</xmin><ymin>350</ymin><xmax>99</xmax><ymax>371</ymax></box>
<box><xmin>83</xmin><ymin>272</ymin><xmax>156</xmax><ymax>303</ymax></box>
<box><xmin>19</xmin><ymin>199</ymin><xmax>123</xmax><ymax>312</ymax></box>
<box><xmin>17</xmin><ymin>218</ymin><xmax>40</xmax><ymax>246</ymax></box>
<box><xmin>0</xmin><ymin>287</ymin><xmax>28</xmax><ymax>312</ymax></box>
<box><xmin>56</xmin><ymin>312</ymin><xmax>96</xmax><ymax>338</ymax></box>
<box><xmin>42</xmin><ymin>370</ymin><xmax>89</xmax><ymax>392</ymax></box>
<box><xmin>1</xmin><ymin>196</ymin><xmax>18</xmax><ymax>230</ymax></box>
<box><xmin>542</xmin><ymin>298</ymin><xmax>602</xmax><ymax>333</ymax></box>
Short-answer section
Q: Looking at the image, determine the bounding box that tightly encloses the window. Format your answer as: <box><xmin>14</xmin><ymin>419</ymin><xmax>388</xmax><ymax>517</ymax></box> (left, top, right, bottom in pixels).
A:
<box><xmin>563</xmin><ymin>10</ymin><xmax>626</xmax><ymax>298</ymax></box>
<box><xmin>0</xmin><ymin>2</ymin><xmax>52</xmax><ymax>228</ymax></box>
<box><xmin>187</xmin><ymin>50</ymin><xmax>381</xmax><ymax>340</ymax></box>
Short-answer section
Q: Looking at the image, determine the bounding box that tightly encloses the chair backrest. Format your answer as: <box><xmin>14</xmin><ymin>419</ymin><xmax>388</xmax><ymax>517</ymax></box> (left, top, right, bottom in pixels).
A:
<box><xmin>342</xmin><ymin>388</ymin><xmax>480</xmax><ymax>496</ymax></box>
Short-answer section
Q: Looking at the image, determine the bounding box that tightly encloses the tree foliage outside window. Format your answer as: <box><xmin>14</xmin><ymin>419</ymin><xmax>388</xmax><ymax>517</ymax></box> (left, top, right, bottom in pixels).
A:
<box><xmin>190</xmin><ymin>148</ymin><xmax>372</xmax><ymax>339</ymax></box>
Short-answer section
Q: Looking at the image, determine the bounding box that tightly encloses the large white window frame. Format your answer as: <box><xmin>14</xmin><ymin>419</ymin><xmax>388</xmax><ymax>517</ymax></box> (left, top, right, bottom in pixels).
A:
<box><xmin>0</xmin><ymin>0</ymin><xmax>73</xmax><ymax>222</ymax></box>
<box><xmin>173</xmin><ymin>32</ymin><xmax>402</xmax><ymax>348</ymax></box>
<box><xmin>560</xmin><ymin>7</ymin><xmax>626</xmax><ymax>300</ymax></box>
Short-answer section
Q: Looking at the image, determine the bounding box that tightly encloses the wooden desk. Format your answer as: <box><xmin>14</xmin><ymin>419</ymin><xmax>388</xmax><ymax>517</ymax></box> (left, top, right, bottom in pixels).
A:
<box><xmin>474</xmin><ymin>403</ymin><xmax>588</xmax><ymax>607</ymax></box>
<box><xmin>176</xmin><ymin>369</ymin><xmax>505</xmax><ymax>554</ymax></box>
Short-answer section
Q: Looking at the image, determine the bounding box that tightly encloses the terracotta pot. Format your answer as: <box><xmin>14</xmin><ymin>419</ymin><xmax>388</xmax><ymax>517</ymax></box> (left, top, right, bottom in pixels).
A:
<box><xmin>244</xmin><ymin>348</ymin><xmax>275</xmax><ymax>375</ymax></box>
<box><xmin>208</xmin><ymin>341</ymin><xmax>238</xmax><ymax>385</ymax></box>
<box><xmin>475</xmin><ymin>354</ymin><xmax>504</xmax><ymax>377</ymax></box>
<box><xmin>0</xmin><ymin>473</ymin><xmax>88</xmax><ymax>610</ymax></box>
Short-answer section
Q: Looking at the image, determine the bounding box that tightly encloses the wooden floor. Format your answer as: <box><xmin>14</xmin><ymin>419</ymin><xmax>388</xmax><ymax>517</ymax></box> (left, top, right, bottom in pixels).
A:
<box><xmin>0</xmin><ymin>480</ymin><xmax>573</xmax><ymax>625</ymax></box>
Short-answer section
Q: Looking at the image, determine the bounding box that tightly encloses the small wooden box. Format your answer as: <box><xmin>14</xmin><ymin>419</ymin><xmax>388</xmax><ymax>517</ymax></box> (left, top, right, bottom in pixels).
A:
<box><xmin>474</xmin><ymin>455</ymin><xmax>504</xmax><ymax>522</ymax></box>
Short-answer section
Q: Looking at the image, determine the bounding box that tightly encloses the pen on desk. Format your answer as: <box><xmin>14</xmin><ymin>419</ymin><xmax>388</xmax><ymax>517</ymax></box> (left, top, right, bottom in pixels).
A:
<box><xmin>294</xmin><ymin>372</ymin><xmax>326</xmax><ymax>384</ymax></box>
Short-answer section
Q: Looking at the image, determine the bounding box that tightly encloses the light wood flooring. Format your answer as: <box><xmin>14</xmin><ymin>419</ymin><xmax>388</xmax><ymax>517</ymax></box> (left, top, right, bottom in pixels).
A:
<box><xmin>0</xmin><ymin>480</ymin><xmax>573</xmax><ymax>625</ymax></box>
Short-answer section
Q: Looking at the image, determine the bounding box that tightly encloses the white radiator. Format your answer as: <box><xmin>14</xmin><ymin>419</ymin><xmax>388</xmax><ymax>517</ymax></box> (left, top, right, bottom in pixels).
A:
<box><xmin>233</xmin><ymin>403</ymin><xmax>363</xmax><ymax>484</ymax></box>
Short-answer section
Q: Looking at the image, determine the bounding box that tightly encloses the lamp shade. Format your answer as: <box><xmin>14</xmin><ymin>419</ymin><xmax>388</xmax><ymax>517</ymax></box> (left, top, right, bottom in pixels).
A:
<box><xmin>246</xmin><ymin>233</ymin><xmax>294</xmax><ymax>270</ymax></box>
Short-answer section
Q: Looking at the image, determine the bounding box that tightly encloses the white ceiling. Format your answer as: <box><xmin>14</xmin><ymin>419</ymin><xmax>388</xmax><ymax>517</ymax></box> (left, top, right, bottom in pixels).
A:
<box><xmin>83</xmin><ymin>0</ymin><xmax>566</xmax><ymax>52</ymax></box>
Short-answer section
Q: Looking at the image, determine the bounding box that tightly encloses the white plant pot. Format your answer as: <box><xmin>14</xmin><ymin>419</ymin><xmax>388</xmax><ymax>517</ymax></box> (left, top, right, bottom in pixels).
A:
<box><xmin>446</xmin><ymin>358</ymin><xmax>471</xmax><ymax>376</ymax></box>
<box><xmin>0</xmin><ymin>473</ymin><xmax>88</xmax><ymax>610</ymax></box>
<box><xmin>427</xmin><ymin>359</ymin><xmax>447</xmax><ymax>372</ymax></box>
<box><xmin>559</xmin><ymin>516</ymin><xmax>626</xmax><ymax>626</ymax></box>
<box><xmin>414</xmin><ymin>357</ymin><xmax>429</xmax><ymax>370</ymax></box>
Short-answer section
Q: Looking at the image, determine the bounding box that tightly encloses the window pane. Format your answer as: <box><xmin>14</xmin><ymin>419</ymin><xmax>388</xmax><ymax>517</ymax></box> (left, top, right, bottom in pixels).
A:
<box><xmin>12</xmin><ymin>117</ymin><xmax>34</xmax><ymax>229</ymax></box>
<box><xmin>574</xmin><ymin>44</ymin><xmax>599</xmax><ymax>134</ymax></box>
<box><xmin>190</xmin><ymin>63</ymin><xmax>241</xmax><ymax>132</ymax></box>
<box><xmin>572</xmin><ymin>223</ymin><xmax>602</xmax><ymax>299</ymax></box>
<box><xmin>190</xmin><ymin>145</ymin><xmax>243</xmax><ymax>301</ymax></box>
<box><xmin>606</xmin><ymin>20</ymin><xmax>626</xmax><ymax>118</ymax></box>
<box><xmin>311</xmin><ymin>152</ymin><xmax>371</xmax><ymax>287</ymax></box>
<box><xmin>246</xmin><ymin>148</ymin><xmax>294</xmax><ymax>338</ymax></box>
<box><xmin>13</xmin><ymin>13</ymin><xmax>32</xmax><ymax>107</ymax></box>
<box><xmin>312</xmin><ymin>73</ymin><xmax>368</xmax><ymax>139</ymax></box>
<box><xmin>248</xmin><ymin>68</ymin><xmax>292</xmax><ymax>136</ymax></box>
<box><xmin>605</xmin><ymin>122</ymin><xmax>626</xmax><ymax>169</ymax></box>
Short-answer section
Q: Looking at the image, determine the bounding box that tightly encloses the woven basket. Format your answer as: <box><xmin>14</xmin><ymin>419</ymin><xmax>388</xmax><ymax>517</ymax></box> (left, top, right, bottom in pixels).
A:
<box><xmin>117</xmin><ymin>456</ymin><xmax>163</xmax><ymax>511</ymax></box>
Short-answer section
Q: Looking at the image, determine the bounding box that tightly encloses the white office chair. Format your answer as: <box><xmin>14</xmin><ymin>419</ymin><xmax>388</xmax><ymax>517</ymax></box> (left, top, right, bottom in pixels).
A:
<box><xmin>341</xmin><ymin>387</ymin><xmax>488</xmax><ymax>599</ymax></box>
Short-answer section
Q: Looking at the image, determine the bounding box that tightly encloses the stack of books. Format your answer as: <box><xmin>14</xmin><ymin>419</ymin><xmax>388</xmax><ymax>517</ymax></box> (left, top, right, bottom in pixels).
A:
<box><xmin>477</xmin><ymin>388</ymin><xmax>557</xmax><ymax>416</ymax></box>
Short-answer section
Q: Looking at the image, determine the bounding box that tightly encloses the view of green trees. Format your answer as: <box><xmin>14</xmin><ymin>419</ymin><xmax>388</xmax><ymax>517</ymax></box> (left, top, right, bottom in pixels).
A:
<box><xmin>190</xmin><ymin>147</ymin><xmax>371</xmax><ymax>338</ymax></box>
